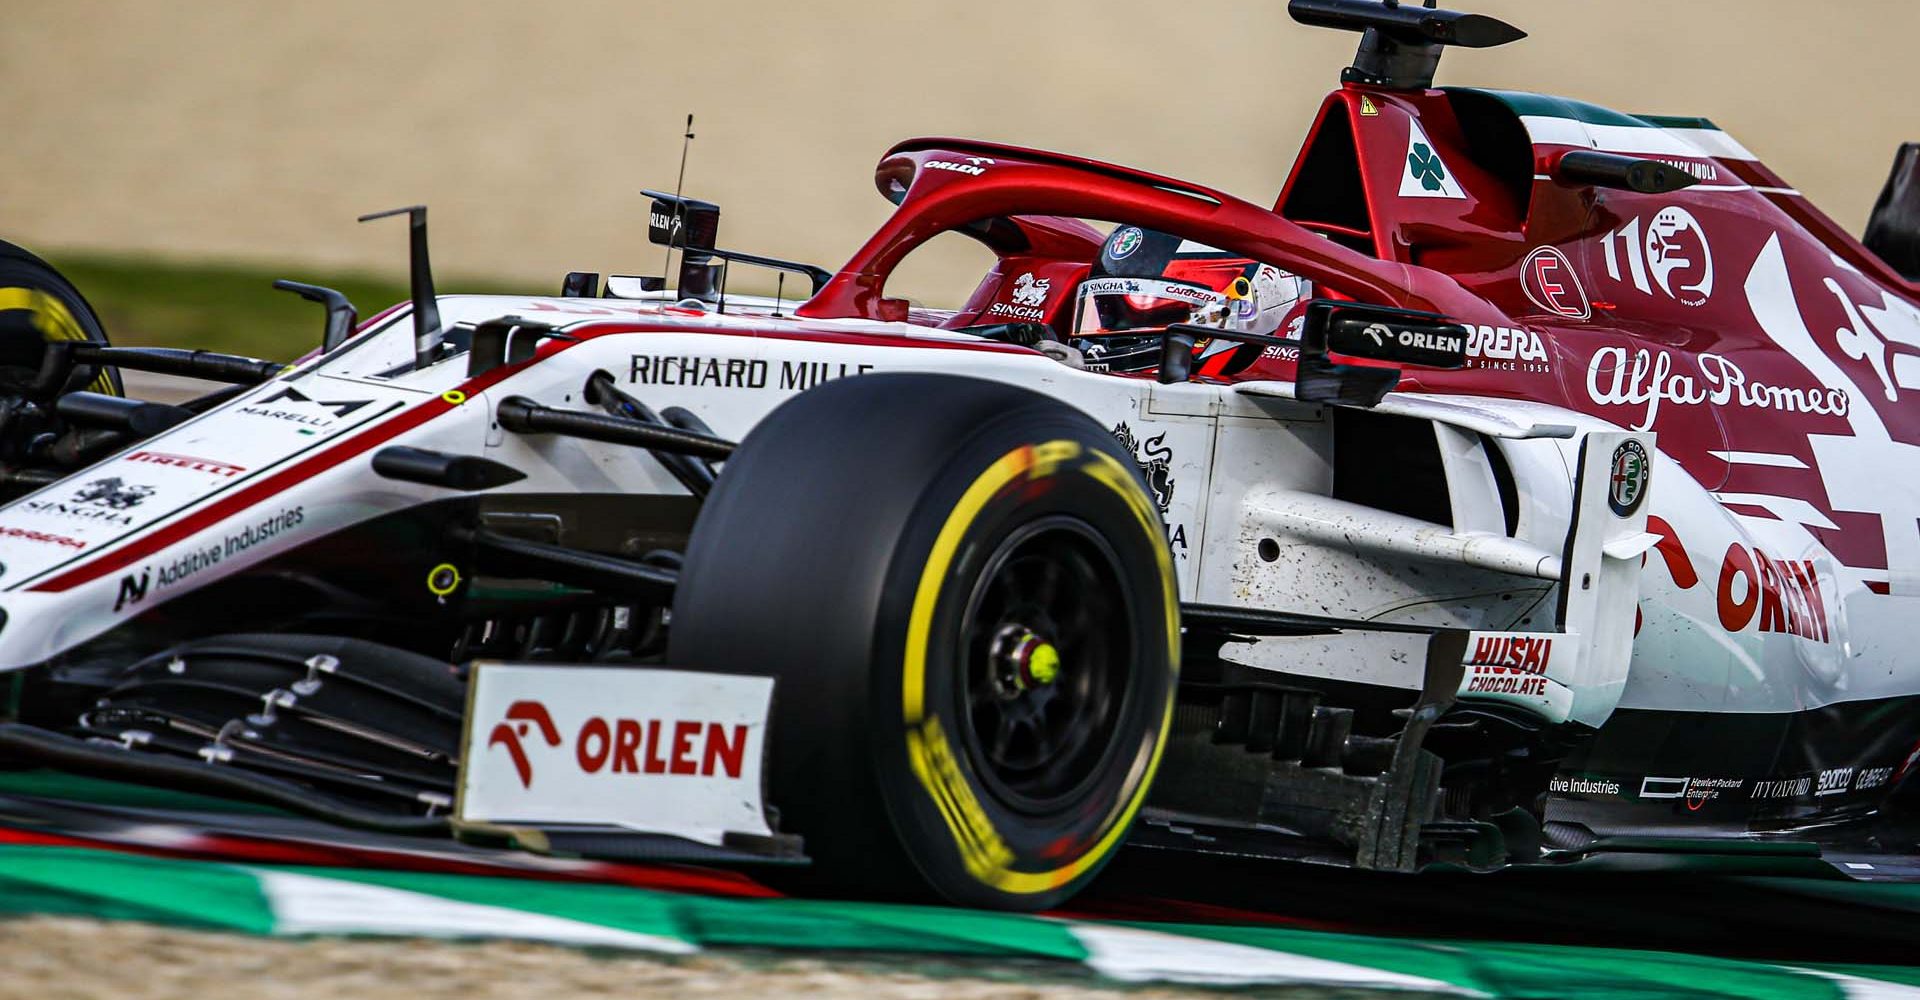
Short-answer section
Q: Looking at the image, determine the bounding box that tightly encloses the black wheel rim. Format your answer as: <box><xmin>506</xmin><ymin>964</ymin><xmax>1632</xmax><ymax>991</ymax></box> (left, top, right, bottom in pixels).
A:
<box><xmin>956</xmin><ymin>515</ymin><xmax>1136</xmax><ymax>815</ymax></box>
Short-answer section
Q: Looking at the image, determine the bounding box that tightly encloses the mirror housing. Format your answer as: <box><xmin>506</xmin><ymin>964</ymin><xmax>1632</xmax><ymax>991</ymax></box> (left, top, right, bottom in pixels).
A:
<box><xmin>1298</xmin><ymin>300</ymin><xmax>1468</xmax><ymax>407</ymax></box>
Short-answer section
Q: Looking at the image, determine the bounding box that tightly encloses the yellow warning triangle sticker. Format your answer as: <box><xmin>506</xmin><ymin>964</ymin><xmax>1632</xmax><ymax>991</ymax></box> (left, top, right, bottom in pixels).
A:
<box><xmin>1359</xmin><ymin>95</ymin><xmax>1379</xmax><ymax>116</ymax></box>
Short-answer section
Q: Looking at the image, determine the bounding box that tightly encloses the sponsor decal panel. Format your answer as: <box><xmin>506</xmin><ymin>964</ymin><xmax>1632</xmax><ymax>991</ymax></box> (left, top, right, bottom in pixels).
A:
<box><xmin>1456</xmin><ymin>631</ymin><xmax>1571</xmax><ymax>718</ymax></box>
<box><xmin>238</xmin><ymin>387</ymin><xmax>374</xmax><ymax>435</ymax></box>
<box><xmin>1519</xmin><ymin>246</ymin><xmax>1590</xmax><ymax>320</ymax></box>
<box><xmin>1465</xmin><ymin>325</ymin><xmax>1550</xmax><ymax>373</ymax></box>
<box><xmin>1607</xmin><ymin>439</ymin><xmax>1650</xmax><ymax>517</ymax></box>
<box><xmin>1111</xmin><ymin>421</ymin><xmax>1185</xmax><ymax>553</ymax></box>
<box><xmin>1585</xmin><ymin>345</ymin><xmax>1849</xmax><ymax>431</ymax></box>
<box><xmin>1715</xmin><ymin>543</ymin><xmax>1830</xmax><ymax>643</ymax></box>
<box><xmin>1635</xmin><ymin>775</ymin><xmax>1745</xmax><ymax>811</ymax></box>
<box><xmin>1010</xmin><ymin>272</ymin><xmax>1050</xmax><ymax>307</ymax></box>
<box><xmin>1752</xmin><ymin>775</ymin><xmax>1813</xmax><ymax>800</ymax></box>
<box><xmin>0</xmin><ymin>525</ymin><xmax>85</xmax><ymax>550</ymax></box>
<box><xmin>1856</xmin><ymin>766</ymin><xmax>1894</xmax><ymax>792</ymax></box>
<box><xmin>460</xmin><ymin>664</ymin><xmax>775</xmax><ymax>845</ymax></box>
<box><xmin>627</xmin><ymin>355</ymin><xmax>874</xmax><ymax>393</ymax></box>
<box><xmin>923</xmin><ymin>156</ymin><xmax>994</xmax><ymax>177</ymax></box>
<box><xmin>125</xmin><ymin>451</ymin><xmax>245</xmax><ymax>478</ymax></box>
<box><xmin>1600</xmin><ymin>206</ymin><xmax>1714</xmax><ymax>307</ymax></box>
<box><xmin>20</xmin><ymin>478</ymin><xmax>155</xmax><ymax>527</ymax></box>
<box><xmin>988</xmin><ymin>273</ymin><xmax>1053</xmax><ymax>322</ymax></box>
<box><xmin>113</xmin><ymin>506</ymin><xmax>305</xmax><ymax>612</ymax></box>
<box><xmin>1550</xmin><ymin>774</ymin><xmax>1623</xmax><ymax>797</ymax></box>
<box><xmin>1815</xmin><ymin>767</ymin><xmax>1854</xmax><ymax>798</ymax></box>
<box><xmin>1399</xmin><ymin>119</ymin><xmax>1465</xmax><ymax>200</ymax></box>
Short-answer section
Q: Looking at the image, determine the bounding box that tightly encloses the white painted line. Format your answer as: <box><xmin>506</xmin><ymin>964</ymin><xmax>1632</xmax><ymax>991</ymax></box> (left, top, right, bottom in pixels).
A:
<box><xmin>1789</xmin><ymin>967</ymin><xmax>1920</xmax><ymax>999</ymax></box>
<box><xmin>1070</xmin><ymin>923</ymin><xmax>1484</xmax><ymax>995</ymax></box>
<box><xmin>1711</xmin><ymin>492</ymin><xmax>1841</xmax><ymax>530</ymax></box>
<box><xmin>255</xmin><ymin>870</ymin><xmax>697</xmax><ymax>954</ymax></box>
<box><xmin>1709</xmin><ymin>450</ymin><xmax>1810</xmax><ymax>469</ymax></box>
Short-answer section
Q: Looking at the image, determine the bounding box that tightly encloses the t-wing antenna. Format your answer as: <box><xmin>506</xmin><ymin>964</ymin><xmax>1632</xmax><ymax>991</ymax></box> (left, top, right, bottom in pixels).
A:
<box><xmin>357</xmin><ymin>205</ymin><xmax>442</xmax><ymax>369</ymax></box>
<box><xmin>1287</xmin><ymin>0</ymin><xmax>1524</xmax><ymax>90</ymax></box>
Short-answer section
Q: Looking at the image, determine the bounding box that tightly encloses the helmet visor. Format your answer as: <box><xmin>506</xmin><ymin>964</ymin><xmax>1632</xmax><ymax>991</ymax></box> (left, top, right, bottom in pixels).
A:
<box><xmin>1071</xmin><ymin>277</ymin><xmax>1232</xmax><ymax>338</ymax></box>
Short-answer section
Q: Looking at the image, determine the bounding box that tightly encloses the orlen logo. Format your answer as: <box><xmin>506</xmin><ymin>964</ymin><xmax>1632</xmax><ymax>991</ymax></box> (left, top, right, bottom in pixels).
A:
<box><xmin>485</xmin><ymin>700</ymin><xmax>752</xmax><ymax>788</ymax></box>
<box><xmin>487</xmin><ymin>701</ymin><xmax>562</xmax><ymax>788</ymax></box>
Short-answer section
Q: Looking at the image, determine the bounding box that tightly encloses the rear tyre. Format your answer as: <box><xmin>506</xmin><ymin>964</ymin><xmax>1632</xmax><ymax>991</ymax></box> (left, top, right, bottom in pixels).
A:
<box><xmin>669</xmin><ymin>373</ymin><xmax>1179</xmax><ymax>910</ymax></box>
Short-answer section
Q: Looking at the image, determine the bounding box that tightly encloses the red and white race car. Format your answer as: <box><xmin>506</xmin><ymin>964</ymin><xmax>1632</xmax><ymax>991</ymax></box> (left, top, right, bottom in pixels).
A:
<box><xmin>1</xmin><ymin>0</ymin><xmax>1918</xmax><ymax>910</ymax></box>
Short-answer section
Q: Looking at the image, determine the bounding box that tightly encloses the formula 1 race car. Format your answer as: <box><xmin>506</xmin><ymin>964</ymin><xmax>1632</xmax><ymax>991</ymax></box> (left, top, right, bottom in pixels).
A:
<box><xmin>4</xmin><ymin>0</ymin><xmax>1920</xmax><ymax>911</ymax></box>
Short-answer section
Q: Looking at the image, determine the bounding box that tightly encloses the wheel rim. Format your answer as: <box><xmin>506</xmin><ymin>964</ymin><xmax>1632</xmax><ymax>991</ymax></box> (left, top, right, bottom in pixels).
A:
<box><xmin>957</xmin><ymin>515</ymin><xmax>1136</xmax><ymax>815</ymax></box>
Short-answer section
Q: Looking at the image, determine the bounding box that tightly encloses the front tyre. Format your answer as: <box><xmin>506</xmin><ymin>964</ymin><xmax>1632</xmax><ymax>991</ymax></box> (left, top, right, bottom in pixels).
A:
<box><xmin>0</xmin><ymin>241</ymin><xmax>118</xmax><ymax>398</ymax></box>
<box><xmin>669</xmin><ymin>374</ymin><xmax>1178</xmax><ymax>910</ymax></box>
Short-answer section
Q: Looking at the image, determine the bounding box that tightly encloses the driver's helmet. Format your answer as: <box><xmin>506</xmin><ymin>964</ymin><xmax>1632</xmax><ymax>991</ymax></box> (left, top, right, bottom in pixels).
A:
<box><xmin>1071</xmin><ymin>226</ymin><xmax>1309</xmax><ymax>375</ymax></box>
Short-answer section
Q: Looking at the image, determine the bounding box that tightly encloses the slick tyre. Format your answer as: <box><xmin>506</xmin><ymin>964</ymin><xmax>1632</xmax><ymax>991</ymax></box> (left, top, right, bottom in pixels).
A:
<box><xmin>0</xmin><ymin>241</ymin><xmax>119</xmax><ymax>397</ymax></box>
<box><xmin>670</xmin><ymin>373</ymin><xmax>1179</xmax><ymax>911</ymax></box>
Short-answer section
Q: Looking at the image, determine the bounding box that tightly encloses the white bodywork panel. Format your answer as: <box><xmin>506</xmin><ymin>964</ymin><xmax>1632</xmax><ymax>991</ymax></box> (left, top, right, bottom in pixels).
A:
<box><xmin>0</xmin><ymin>292</ymin><xmax>1913</xmax><ymax>735</ymax></box>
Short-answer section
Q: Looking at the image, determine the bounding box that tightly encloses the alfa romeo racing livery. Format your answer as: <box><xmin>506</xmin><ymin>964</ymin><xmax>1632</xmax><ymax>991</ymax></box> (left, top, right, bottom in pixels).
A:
<box><xmin>1</xmin><ymin>0</ymin><xmax>1919</xmax><ymax>909</ymax></box>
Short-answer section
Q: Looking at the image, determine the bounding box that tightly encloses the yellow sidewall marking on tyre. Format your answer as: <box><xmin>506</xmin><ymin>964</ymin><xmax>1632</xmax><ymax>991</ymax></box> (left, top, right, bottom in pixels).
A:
<box><xmin>0</xmin><ymin>287</ymin><xmax>115</xmax><ymax>395</ymax></box>
<box><xmin>901</xmin><ymin>438</ymin><xmax>1180</xmax><ymax>895</ymax></box>
<box><xmin>901</xmin><ymin>444</ymin><xmax>1034</xmax><ymax>723</ymax></box>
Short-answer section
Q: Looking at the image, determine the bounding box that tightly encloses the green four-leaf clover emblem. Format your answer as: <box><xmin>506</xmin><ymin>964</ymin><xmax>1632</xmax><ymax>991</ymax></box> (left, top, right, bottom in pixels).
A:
<box><xmin>1408</xmin><ymin>142</ymin><xmax>1446</xmax><ymax>191</ymax></box>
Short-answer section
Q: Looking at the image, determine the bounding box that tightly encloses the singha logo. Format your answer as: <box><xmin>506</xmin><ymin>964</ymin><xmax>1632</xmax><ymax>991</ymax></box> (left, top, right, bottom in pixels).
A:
<box><xmin>1011</xmin><ymin>272</ymin><xmax>1052</xmax><ymax>307</ymax></box>
<box><xmin>487</xmin><ymin>700</ymin><xmax>562</xmax><ymax>789</ymax></box>
<box><xmin>1111</xmin><ymin>422</ymin><xmax>1174</xmax><ymax>513</ymax></box>
<box><xmin>71</xmin><ymin>477</ymin><xmax>154</xmax><ymax>510</ymax></box>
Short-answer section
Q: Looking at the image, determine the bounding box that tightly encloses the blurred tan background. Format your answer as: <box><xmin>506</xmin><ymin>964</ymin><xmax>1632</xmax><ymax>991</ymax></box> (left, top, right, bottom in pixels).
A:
<box><xmin>3</xmin><ymin>0</ymin><xmax>1915</xmax><ymax>297</ymax></box>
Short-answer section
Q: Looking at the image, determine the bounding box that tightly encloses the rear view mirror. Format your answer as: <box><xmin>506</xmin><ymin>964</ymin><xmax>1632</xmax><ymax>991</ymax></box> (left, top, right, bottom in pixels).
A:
<box><xmin>1297</xmin><ymin>300</ymin><xmax>1469</xmax><ymax>406</ymax></box>
<box><xmin>643</xmin><ymin>190</ymin><xmax>720</xmax><ymax>251</ymax></box>
<box><xmin>1313</xmin><ymin>301</ymin><xmax>1468</xmax><ymax>369</ymax></box>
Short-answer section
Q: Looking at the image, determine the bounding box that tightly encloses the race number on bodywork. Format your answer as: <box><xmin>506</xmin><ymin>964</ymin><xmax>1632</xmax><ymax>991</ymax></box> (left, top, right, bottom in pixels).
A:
<box><xmin>458</xmin><ymin>664</ymin><xmax>776</xmax><ymax>846</ymax></box>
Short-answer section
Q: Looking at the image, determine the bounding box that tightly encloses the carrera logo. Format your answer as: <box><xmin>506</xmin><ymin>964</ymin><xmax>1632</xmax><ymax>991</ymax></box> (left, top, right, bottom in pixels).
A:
<box><xmin>488</xmin><ymin>700</ymin><xmax>563</xmax><ymax>788</ymax></box>
<box><xmin>0</xmin><ymin>525</ymin><xmax>85</xmax><ymax>550</ymax></box>
<box><xmin>1465</xmin><ymin>325</ymin><xmax>1550</xmax><ymax>373</ymax></box>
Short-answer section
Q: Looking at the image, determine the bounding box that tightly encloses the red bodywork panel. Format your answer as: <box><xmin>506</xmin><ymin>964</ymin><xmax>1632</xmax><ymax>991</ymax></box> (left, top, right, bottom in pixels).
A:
<box><xmin>793</xmin><ymin>83</ymin><xmax>1920</xmax><ymax>586</ymax></box>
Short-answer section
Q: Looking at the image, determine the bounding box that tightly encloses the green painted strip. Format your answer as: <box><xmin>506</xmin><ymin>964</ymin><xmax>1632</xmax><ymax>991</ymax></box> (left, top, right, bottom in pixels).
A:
<box><xmin>1803</xmin><ymin>964</ymin><xmax>1920</xmax><ymax>989</ymax></box>
<box><xmin>1742</xmin><ymin>876</ymin><xmax>1920</xmax><ymax>914</ymax></box>
<box><xmin>1124</xmin><ymin>922</ymin><xmax>1851</xmax><ymax>999</ymax></box>
<box><xmin>4</xmin><ymin>844</ymin><xmax>1916</xmax><ymax>999</ymax></box>
<box><xmin>1447</xmin><ymin>88</ymin><xmax>1721</xmax><ymax>134</ymax></box>
<box><xmin>305</xmin><ymin>865</ymin><xmax>1088</xmax><ymax>959</ymax></box>
<box><xmin>0</xmin><ymin>768</ymin><xmax>287</xmax><ymax>815</ymax></box>
<box><xmin>1636</xmin><ymin>113</ymin><xmax>1723</xmax><ymax>131</ymax></box>
<box><xmin>0</xmin><ymin>846</ymin><xmax>275</xmax><ymax>933</ymax></box>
